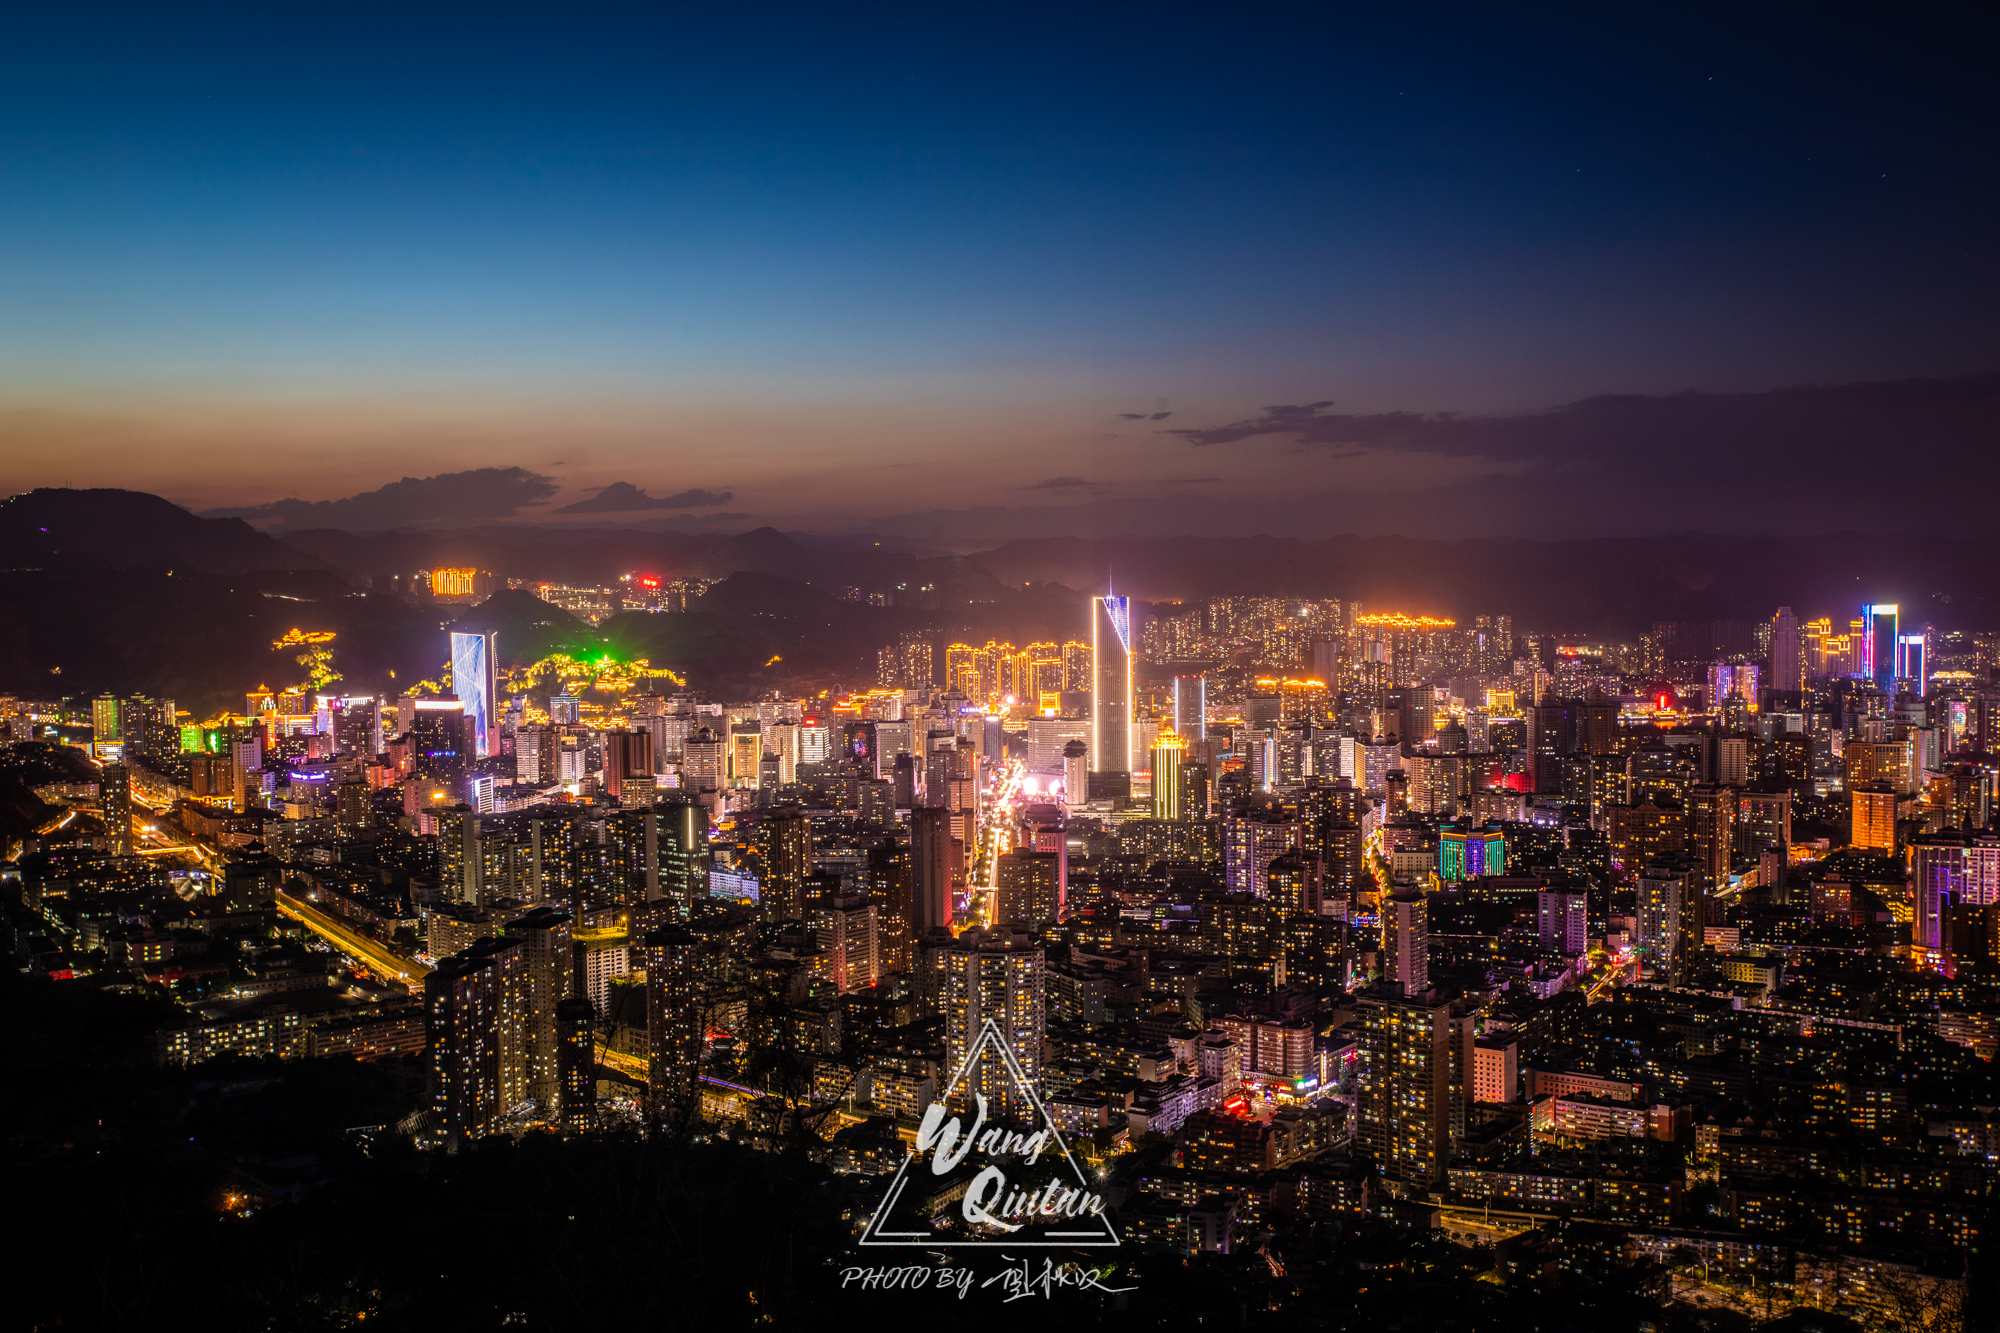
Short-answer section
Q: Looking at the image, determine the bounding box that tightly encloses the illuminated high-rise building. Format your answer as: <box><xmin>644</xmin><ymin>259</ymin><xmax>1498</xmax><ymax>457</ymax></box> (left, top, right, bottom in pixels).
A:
<box><xmin>1172</xmin><ymin>674</ymin><xmax>1207</xmax><ymax>741</ymax></box>
<box><xmin>1537</xmin><ymin>888</ymin><xmax>1587</xmax><ymax>955</ymax></box>
<box><xmin>656</xmin><ymin>794</ymin><xmax>711</xmax><ymax>915</ymax></box>
<box><xmin>1863</xmin><ymin>604</ymin><xmax>1899</xmax><ymax>693</ymax></box>
<box><xmin>1381</xmin><ymin>888</ymin><xmax>1429</xmax><ymax>995</ymax></box>
<box><xmin>909</xmin><ymin>805</ymin><xmax>956</xmax><ymax>935</ymax></box>
<box><xmin>462</xmin><ymin>934</ymin><xmax>529</xmax><ymax>1115</ymax></box>
<box><xmin>1224</xmin><ymin>809</ymin><xmax>1302</xmax><ymax>896</ymax></box>
<box><xmin>1897</xmin><ymin>632</ymin><xmax>1929</xmax><ymax>693</ymax></box>
<box><xmin>437</xmin><ymin>804</ymin><xmax>482</xmax><ymax>903</ymax></box>
<box><xmin>555</xmin><ymin>997</ymin><xmax>598</xmax><ymax>1134</ymax></box>
<box><xmin>1850</xmin><ymin>784</ymin><xmax>1897</xmax><ymax>854</ymax></box>
<box><xmin>1355</xmin><ymin>985</ymin><xmax>1465</xmax><ymax>1186</ymax></box>
<box><xmin>995</xmin><ymin>850</ymin><xmax>1063</xmax><ymax>928</ymax></box>
<box><xmin>642</xmin><ymin>925</ymin><xmax>703</xmax><ymax>1117</ymax></box>
<box><xmin>942</xmin><ymin>927</ymin><xmax>1045</xmax><ymax>1119</ymax></box>
<box><xmin>1635</xmin><ymin>859</ymin><xmax>1696</xmax><ymax>983</ymax></box>
<box><xmin>1437</xmin><ymin>823</ymin><xmax>1505</xmax><ymax>883</ymax></box>
<box><xmin>503</xmin><ymin>905</ymin><xmax>573</xmax><ymax>1109</ymax></box>
<box><xmin>1150</xmin><ymin>729</ymin><xmax>1186</xmax><ymax>819</ymax></box>
<box><xmin>1089</xmin><ymin>594</ymin><xmax>1133</xmax><ymax>798</ymax></box>
<box><xmin>99</xmin><ymin>763</ymin><xmax>133</xmax><ymax>856</ymax></box>
<box><xmin>425</xmin><ymin>950</ymin><xmax>501</xmax><ymax>1146</ymax></box>
<box><xmin>752</xmin><ymin>805</ymin><xmax>812</xmax><ymax>921</ymax></box>
<box><xmin>448</xmin><ymin>630</ymin><xmax>500</xmax><ymax>759</ymax></box>
<box><xmin>91</xmin><ymin>694</ymin><xmax>121</xmax><ymax>747</ymax></box>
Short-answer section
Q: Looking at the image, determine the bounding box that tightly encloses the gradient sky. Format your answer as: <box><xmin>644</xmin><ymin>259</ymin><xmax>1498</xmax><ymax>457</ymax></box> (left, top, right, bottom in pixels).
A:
<box><xmin>2</xmin><ymin>3</ymin><xmax>1995</xmax><ymax>537</ymax></box>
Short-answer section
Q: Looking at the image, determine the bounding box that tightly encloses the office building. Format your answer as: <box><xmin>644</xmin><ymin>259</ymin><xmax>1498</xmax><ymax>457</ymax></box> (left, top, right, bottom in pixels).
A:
<box><xmin>1173</xmin><ymin>674</ymin><xmax>1207</xmax><ymax>741</ymax></box>
<box><xmin>1090</xmin><ymin>594</ymin><xmax>1134</xmax><ymax>799</ymax></box>
<box><xmin>1864</xmin><ymin>604</ymin><xmax>1899</xmax><ymax>692</ymax></box>
<box><xmin>448</xmin><ymin>630</ymin><xmax>500</xmax><ymax>759</ymax></box>
<box><xmin>1438</xmin><ymin>823</ymin><xmax>1505</xmax><ymax>883</ymax></box>
<box><xmin>1151</xmin><ymin>729</ymin><xmax>1187</xmax><ymax>820</ymax></box>
<box><xmin>1769</xmin><ymin>606</ymin><xmax>1802</xmax><ymax>694</ymax></box>
<box><xmin>657</xmin><ymin>795</ymin><xmax>710</xmax><ymax>915</ymax></box>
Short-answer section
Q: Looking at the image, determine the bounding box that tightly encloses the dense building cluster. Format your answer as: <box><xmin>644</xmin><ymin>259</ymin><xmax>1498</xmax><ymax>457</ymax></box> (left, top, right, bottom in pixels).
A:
<box><xmin>5</xmin><ymin>589</ymin><xmax>1996</xmax><ymax>1327</ymax></box>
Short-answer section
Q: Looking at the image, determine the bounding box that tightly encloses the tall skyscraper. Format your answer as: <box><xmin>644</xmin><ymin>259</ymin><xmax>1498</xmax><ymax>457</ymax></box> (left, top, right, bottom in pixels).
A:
<box><xmin>1635</xmin><ymin>859</ymin><xmax>1695</xmax><ymax>983</ymax></box>
<box><xmin>812</xmin><ymin>889</ymin><xmax>880</xmax><ymax>991</ymax></box>
<box><xmin>463</xmin><ymin>935</ymin><xmax>528</xmax><ymax>1115</ymax></box>
<box><xmin>555</xmin><ymin>996</ymin><xmax>598</xmax><ymax>1134</ymax></box>
<box><xmin>425</xmin><ymin>951</ymin><xmax>500</xmax><ymax>1146</ymax></box>
<box><xmin>448</xmin><ymin>630</ymin><xmax>500</xmax><ymax>759</ymax></box>
<box><xmin>1356</xmin><ymin>985</ymin><xmax>1463</xmax><ymax>1185</ymax></box>
<box><xmin>1863</xmin><ymin>604</ymin><xmax>1899</xmax><ymax>692</ymax></box>
<box><xmin>99</xmin><ymin>763</ymin><xmax>133</xmax><ymax>857</ymax></box>
<box><xmin>1089</xmin><ymin>593</ymin><xmax>1133</xmax><ymax>799</ymax></box>
<box><xmin>605</xmin><ymin>806</ymin><xmax>659</xmax><ymax>907</ymax></box>
<box><xmin>1381</xmin><ymin>888</ymin><xmax>1430</xmax><ymax>995</ymax></box>
<box><xmin>754</xmin><ymin>805</ymin><xmax>812</xmax><ymax>921</ymax></box>
<box><xmin>1688</xmin><ymin>783</ymin><xmax>1736</xmax><ymax>922</ymax></box>
<box><xmin>1769</xmin><ymin>606</ymin><xmax>1802</xmax><ymax>694</ymax></box>
<box><xmin>1151</xmin><ymin>729</ymin><xmax>1186</xmax><ymax>819</ymax></box>
<box><xmin>1173</xmin><ymin>674</ymin><xmax>1207</xmax><ymax>741</ymax></box>
<box><xmin>942</xmin><ymin>928</ymin><xmax>1045</xmax><ymax>1119</ymax></box>
<box><xmin>504</xmin><ymin>905</ymin><xmax>574</xmax><ymax>1108</ymax></box>
<box><xmin>437</xmin><ymin>805</ymin><xmax>482</xmax><ymax>904</ymax></box>
<box><xmin>642</xmin><ymin>925</ymin><xmax>703</xmax><ymax>1117</ymax></box>
<box><xmin>909</xmin><ymin>805</ymin><xmax>956</xmax><ymax>935</ymax></box>
<box><xmin>657</xmin><ymin>794</ymin><xmax>710</xmax><ymax>915</ymax></box>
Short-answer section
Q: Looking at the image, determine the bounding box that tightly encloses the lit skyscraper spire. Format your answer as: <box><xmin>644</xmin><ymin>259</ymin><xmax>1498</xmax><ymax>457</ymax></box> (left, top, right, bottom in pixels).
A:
<box><xmin>1090</xmin><ymin>589</ymin><xmax>1133</xmax><ymax>801</ymax></box>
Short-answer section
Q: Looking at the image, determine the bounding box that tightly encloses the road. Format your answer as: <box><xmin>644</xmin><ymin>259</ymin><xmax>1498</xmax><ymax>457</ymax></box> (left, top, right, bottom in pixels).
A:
<box><xmin>275</xmin><ymin>888</ymin><xmax>431</xmax><ymax>992</ymax></box>
<box><xmin>966</xmin><ymin>758</ymin><xmax>1026</xmax><ymax>929</ymax></box>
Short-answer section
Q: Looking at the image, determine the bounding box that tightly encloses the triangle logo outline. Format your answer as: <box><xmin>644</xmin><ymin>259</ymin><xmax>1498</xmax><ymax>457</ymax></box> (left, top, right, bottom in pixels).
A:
<box><xmin>856</xmin><ymin>1017</ymin><xmax>1120</xmax><ymax>1247</ymax></box>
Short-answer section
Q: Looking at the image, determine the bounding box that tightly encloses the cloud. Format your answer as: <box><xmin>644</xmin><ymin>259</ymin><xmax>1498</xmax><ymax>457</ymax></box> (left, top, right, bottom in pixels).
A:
<box><xmin>1163</xmin><ymin>374</ymin><xmax>2000</xmax><ymax>486</ymax></box>
<box><xmin>204</xmin><ymin>467</ymin><xmax>557</xmax><ymax>531</ymax></box>
<box><xmin>555</xmin><ymin>481</ymin><xmax>735</xmax><ymax>513</ymax></box>
<box><xmin>1021</xmin><ymin>476</ymin><xmax>1091</xmax><ymax>489</ymax></box>
<box><xmin>1159</xmin><ymin>476</ymin><xmax>1221</xmax><ymax>484</ymax></box>
<box><xmin>1117</xmin><ymin>413</ymin><xmax>1146</xmax><ymax>420</ymax></box>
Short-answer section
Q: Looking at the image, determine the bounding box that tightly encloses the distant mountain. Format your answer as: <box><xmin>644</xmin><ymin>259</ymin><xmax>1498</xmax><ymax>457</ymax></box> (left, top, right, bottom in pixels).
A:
<box><xmin>967</xmin><ymin>533</ymin><xmax>2000</xmax><ymax>635</ymax></box>
<box><xmin>0</xmin><ymin>488</ymin><xmax>333</xmax><ymax>577</ymax></box>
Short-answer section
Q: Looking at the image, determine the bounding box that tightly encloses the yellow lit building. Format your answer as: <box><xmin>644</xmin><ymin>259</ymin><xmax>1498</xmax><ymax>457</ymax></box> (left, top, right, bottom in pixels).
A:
<box><xmin>1151</xmin><ymin>730</ymin><xmax>1186</xmax><ymax>820</ymax></box>
<box><xmin>1849</xmin><ymin>784</ymin><xmax>1896</xmax><ymax>854</ymax></box>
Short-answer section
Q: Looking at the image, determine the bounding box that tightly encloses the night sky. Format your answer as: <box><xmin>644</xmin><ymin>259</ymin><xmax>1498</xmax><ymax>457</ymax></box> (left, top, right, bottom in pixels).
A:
<box><xmin>2</xmin><ymin>4</ymin><xmax>1994</xmax><ymax>538</ymax></box>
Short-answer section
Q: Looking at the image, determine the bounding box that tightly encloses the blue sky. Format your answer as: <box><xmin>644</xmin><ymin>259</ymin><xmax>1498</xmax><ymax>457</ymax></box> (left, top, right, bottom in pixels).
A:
<box><xmin>1</xmin><ymin>3</ymin><xmax>1994</xmax><ymax>534</ymax></box>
